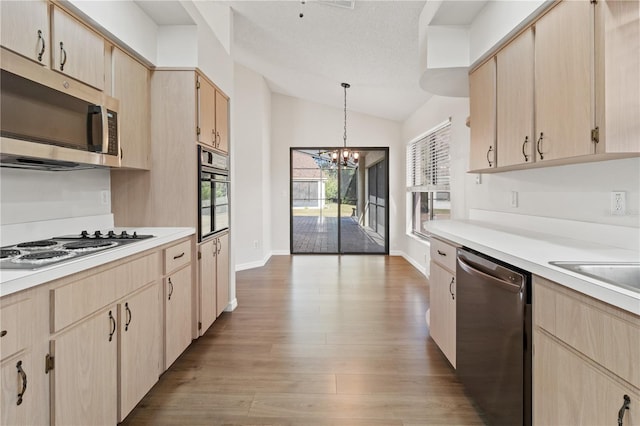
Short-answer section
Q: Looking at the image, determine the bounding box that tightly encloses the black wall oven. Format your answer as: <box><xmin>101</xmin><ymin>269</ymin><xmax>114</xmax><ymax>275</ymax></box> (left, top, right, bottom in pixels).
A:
<box><xmin>198</xmin><ymin>146</ymin><xmax>229</xmax><ymax>242</ymax></box>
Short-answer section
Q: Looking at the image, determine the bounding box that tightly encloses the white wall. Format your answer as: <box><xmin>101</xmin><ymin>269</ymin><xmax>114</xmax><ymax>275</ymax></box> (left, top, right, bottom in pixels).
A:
<box><xmin>67</xmin><ymin>0</ymin><xmax>158</xmax><ymax>64</ymax></box>
<box><xmin>469</xmin><ymin>0</ymin><xmax>547</xmax><ymax>63</ymax></box>
<box><xmin>156</xmin><ymin>26</ymin><xmax>198</xmax><ymax>67</ymax></box>
<box><xmin>467</xmin><ymin>158</ymin><xmax>640</xmax><ymax>228</ymax></box>
<box><xmin>401</xmin><ymin>96</ymin><xmax>471</xmax><ymax>274</ymax></box>
<box><xmin>0</xmin><ymin>168</ymin><xmax>111</xmax><ymax>225</ymax></box>
<box><xmin>270</xmin><ymin>94</ymin><xmax>403</xmax><ymax>254</ymax></box>
<box><xmin>233</xmin><ymin>63</ymin><xmax>272</xmax><ymax>269</ymax></box>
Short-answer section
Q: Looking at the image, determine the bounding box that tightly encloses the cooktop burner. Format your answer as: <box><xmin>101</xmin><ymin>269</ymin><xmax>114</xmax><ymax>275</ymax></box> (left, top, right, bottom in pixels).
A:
<box><xmin>16</xmin><ymin>240</ymin><xmax>58</xmax><ymax>249</ymax></box>
<box><xmin>16</xmin><ymin>251</ymin><xmax>74</xmax><ymax>263</ymax></box>
<box><xmin>0</xmin><ymin>229</ymin><xmax>155</xmax><ymax>270</ymax></box>
<box><xmin>63</xmin><ymin>240</ymin><xmax>118</xmax><ymax>251</ymax></box>
<box><xmin>0</xmin><ymin>249</ymin><xmax>21</xmax><ymax>259</ymax></box>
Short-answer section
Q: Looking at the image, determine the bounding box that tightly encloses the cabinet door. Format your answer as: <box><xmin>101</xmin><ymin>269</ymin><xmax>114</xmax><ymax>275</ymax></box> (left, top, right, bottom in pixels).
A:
<box><xmin>51</xmin><ymin>308</ymin><xmax>117</xmax><ymax>426</ymax></box>
<box><xmin>113</xmin><ymin>48</ymin><xmax>151</xmax><ymax>170</ymax></box>
<box><xmin>0</xmin><ymin>0</ymin><xmax>49</xmax><ymax>66</ymax></box>
<box><xmin>216</xmin><ymin>234</ymin><xmax>230</xmax><ymax>316</ymax></box>
<box><xmin>534</xmin><ymin>330</ymin><xmax>640</xmax><ymax>426</ymax></box>
<box><xmin>197</xmin><ymin>75</ymin><xmax>216</xmax><ymax>147</ymax></box>
<box><xmin>215</xmin><ymin>90</ymin><xmax>229</xmax><ymax>154</ymax></box>
<box><xmin>469</xmin><ymin>58</ymin><xmax>497</xmax><ymax>171</ymax></box>
<box><xmin>534</xmin><ymin>0</ymin><xmax>594</xmax><ymax>162</ymax></box>
<box><xmin>165</xmin><ymin>265</ymin><xmax>193</xmax><ymax>369</ymax></box>
<box><xmin>1</xmin><ymin>352</ymin><xmax>35</xmax><ymax>425</ymax></box>
<box><xmin>51</xmin><ymin>6</ymin><xmax>105</xmax><ymax>90</ymax></box>
<box><xmin>429</xmin><ymin>262</ymin><xmax>456</xmax><ymax>368</ymax></box>
<box><xmin>118</xmin><ymin>283</ymin><xmax>161</xmax><ymax>422</ymax></box>
<box><xmin>497</xmin><ymin>28</ymin><xmax>535</xmax><ymax>167</ymax></box>
<box><xmin>199</xmin><ymin>239</ymin><xmax>217</xmax><ymax>336</ymax></box>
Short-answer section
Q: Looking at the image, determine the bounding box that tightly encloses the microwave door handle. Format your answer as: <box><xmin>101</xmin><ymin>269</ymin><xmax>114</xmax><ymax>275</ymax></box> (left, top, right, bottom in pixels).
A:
<box><xmin>86</xmin><ymin>105</ymin><xmax>103</xmax><ymax>153</ymax></box>
<box><xmin>101</xmin><ymin>107</ymin><xmax>109</xmax><ymax>156</ymax></box>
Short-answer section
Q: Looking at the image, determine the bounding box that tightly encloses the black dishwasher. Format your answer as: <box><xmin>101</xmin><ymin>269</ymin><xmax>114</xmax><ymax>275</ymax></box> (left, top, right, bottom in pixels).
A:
<box><xmin>456</xmin><ymin>248</ymin><xmax>532</xmax><ymax>426</ymax></box>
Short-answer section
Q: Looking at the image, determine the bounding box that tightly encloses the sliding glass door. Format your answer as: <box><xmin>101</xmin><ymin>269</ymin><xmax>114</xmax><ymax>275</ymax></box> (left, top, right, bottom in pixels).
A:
<box><xmin>290</xmin><ymin>148</ymin><xmax>388</xmax><ymax>255</ymax></box>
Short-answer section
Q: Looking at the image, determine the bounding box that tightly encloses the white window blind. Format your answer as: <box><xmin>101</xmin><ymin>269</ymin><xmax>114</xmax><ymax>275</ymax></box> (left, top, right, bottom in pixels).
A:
<box><xmin>406</xmin><ymin>119</ymin><xmax>451</xmax><ymax>192</ymax></box>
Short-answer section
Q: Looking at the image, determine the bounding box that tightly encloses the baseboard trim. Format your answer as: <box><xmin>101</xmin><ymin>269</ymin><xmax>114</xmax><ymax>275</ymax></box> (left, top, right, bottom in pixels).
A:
<box><xmin>397</xmin><ymin>250</ymin><xmax>427</xmax><ymax>277</ymax></box>
<box><xmin>224</xmin><ymin>298</ymin><xmax>238</xmax><ymax>312</ymax></box>
<box><xmin>235</xmin><ymin>253</ymin><xmax>272</xmax><ymax>271</ymax></box>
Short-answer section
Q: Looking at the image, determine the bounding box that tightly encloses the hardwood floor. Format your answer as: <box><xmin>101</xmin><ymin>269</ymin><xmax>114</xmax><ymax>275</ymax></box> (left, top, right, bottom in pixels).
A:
<box><xmin>121</xmin><ymin>255</ymin><xmax>484</xmax><ymax>425</ymax></box>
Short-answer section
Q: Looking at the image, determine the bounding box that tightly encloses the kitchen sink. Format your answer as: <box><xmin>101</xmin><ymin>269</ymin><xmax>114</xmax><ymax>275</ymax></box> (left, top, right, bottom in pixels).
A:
<box><xmin>549</xmin><ymin>262</ymin><xmax>640</xmax><ymax>293</ymax></box>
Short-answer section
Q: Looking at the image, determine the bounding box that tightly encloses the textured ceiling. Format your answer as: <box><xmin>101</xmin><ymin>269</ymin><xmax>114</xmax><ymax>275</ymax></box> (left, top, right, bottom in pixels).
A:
<box><xmin>229</xmin><ymin>1</ymin><xmax>430</xmax><ymax>121</ymax></box>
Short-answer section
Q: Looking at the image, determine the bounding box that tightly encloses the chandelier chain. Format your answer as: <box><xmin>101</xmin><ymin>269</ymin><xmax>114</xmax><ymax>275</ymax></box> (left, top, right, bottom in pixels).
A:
<box><xmin>343</xmin><ymin>83</ymin><xmax>347</xmax><ymax>147</ymax></box>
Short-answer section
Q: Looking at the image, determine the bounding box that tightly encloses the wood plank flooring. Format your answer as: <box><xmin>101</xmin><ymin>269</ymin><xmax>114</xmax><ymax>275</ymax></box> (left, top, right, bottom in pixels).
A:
<box><xmin>121</xmin><ymin>255</ymin><xmax>484</xmax><ymax>425</ymax></box>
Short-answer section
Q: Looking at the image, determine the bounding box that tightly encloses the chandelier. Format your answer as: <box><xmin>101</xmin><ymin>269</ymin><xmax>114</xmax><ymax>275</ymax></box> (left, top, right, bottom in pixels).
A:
<box><xmin>332</xmin><ymin>82</ymin><xmax>359</xmax><ymax>166</ymax></box>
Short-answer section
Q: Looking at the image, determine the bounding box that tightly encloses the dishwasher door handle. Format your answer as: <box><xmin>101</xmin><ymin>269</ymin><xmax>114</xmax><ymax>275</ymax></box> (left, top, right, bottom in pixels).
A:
<box><xmin>457</xmin><ymin>255</ymin><xmax>523</xmax><ymax>293</ymax></box>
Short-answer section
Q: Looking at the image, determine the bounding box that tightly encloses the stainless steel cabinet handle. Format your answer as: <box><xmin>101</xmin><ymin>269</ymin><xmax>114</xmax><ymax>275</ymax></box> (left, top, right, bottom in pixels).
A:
<box><xmin>108</xmin><ymin>310</ymin><xmax>115</xmax><ymax>342</ymax></box>
<box><xmin>168</xmin><ymin>278</ymin><xmax>174</xmax><ymax>300</ymax></box>
<box><xmin>59</xmin><ymin>42</ymin><xmax>67</xmax><ymax>71</ymax></box>
<box><xmin>217</xmin><ymin>238</ymin><xmax>222</xmax><ymax>255</ymax></box>
<box><xmin>124</xmin><ymin>302</ymin><xmax>132</xmax><ymax>331</ymax></box>
<box><xmin>522</xmin><ymin>136</ymin><xmax>529</xmax><ymax>162</ymax></box>
<box><xmin>37</xmin><ymin>30</ymin><xmax>45</xmax><ymax>62</ymax></box>
<box><xmin>486</xmin><ymin>146</ymin><xmax>494</xmax><ymax>167</ymax></box>
<box><xmin>437</xmin><ymin>250</ymin><xmax>446</xmax><ymax>257</ymax></box>
<box><xmin>536</xmin><ymin>132</ymin><xmax>544</xmax><ymax>160</ymax></box>
<box><xmin>618</xmin><ymin>395</ymin><xmax>630</xmax><ymax>426</ymax></box>
<box><xmin>16</xmin><ymin>361</ymin><xmax>27</xmax><ymax>406</ymax></box>
<box><xmin>449</xmin><ymin>277</ymin><xmax>455</xmax><ymax>300</ymax></box>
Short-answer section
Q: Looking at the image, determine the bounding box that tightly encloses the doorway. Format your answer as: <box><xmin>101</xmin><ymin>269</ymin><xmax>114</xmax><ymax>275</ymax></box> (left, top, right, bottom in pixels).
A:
<box><xmin>290</xmin><ymin>148</ymin><xmax>389</xmax><ymax>254</ymax></box>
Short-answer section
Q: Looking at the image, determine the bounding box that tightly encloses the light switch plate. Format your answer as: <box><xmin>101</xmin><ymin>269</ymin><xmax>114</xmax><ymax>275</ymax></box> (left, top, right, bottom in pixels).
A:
<box><xmin>611</xmin><ymin>191</ymin><xmax>626</xmax><ymax>216</ymax></box>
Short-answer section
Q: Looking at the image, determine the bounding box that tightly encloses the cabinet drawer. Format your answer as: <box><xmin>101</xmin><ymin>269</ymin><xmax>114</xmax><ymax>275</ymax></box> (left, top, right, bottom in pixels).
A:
<box><xmin>430</xmin><ymin>237</ymin><xmax>458</xmax><ymax>272</ymax></box>
<box><xmin>535</xmin><ymin>276</ymin><xmax>640</xmax><ymax>389</ymax></box>
<box><xmin>51</xmin><ymin>252</ymin><xmax>159</xmax><ymax>332</ymax></box>
<box><xmin>164</xmin><ymin>239</ymin><xmax>191</xmax><ymax>274</ymax></box>
<box><xmin>0</xmin><ymin>299</ymin><xmax>32</xmax><ymax>360</ymax></box>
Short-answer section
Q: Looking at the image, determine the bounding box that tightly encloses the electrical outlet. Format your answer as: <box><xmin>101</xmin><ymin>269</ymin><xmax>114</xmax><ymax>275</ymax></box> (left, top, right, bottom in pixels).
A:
<box><xmin>253</xmin><ymin>240</ymin><xmax>259</xmax><ymax>249</ymax></box>
<box><xmin>101</xmin><ymin>190</ymin><xmax>109</xmax><ymax>205</ymax></box>
<box><xmin>611</xmin><ymin>191</ymin><xmax>626</xmax><ymax>216</ymax></box>
<box><xmin>510</xmin><ymin>191</ymin><xmax>518</xmax><ymax>208</ymax></box>
<box><xmin>475</xmin><ymin>174</ymin><xmax>482</xmax><ymax>185</ymax></box>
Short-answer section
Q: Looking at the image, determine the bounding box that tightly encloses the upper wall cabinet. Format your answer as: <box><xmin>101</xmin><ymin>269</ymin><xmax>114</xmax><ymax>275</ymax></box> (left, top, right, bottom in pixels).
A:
<box><xmin>51</xmin><ymin>6</ymin><xmax>105</xmax><ymax>90</ymax></box>
<box><xmin>468</xmin><ymin>0</ymin><xmax>639</xmax><ymax>173</ymax></box>
<box><xmin>112</xmin><ymin>48</ymin><xmax>151</xmax><ymax>170</ymax></box>
<box><xmin>534</xmin><ymin>0</ymin><xmax>594</xmax><ymax>162</ymax></box>
<box><xmin>469</xmin><ymin>58</ymin><xmax>496</xmax><ymax>171</ymax></box>
<box><xmin>0</xmin><ymin>0</ymin><xmax>49</xmax><ymax>67</ymax></box>
<box><xmin>197</xmin><ymin>73</ymin><xmax>229</xmax><ymax>154</ymax></box>
<box><xmin>596</xmin><ymin>0</ymin><xmax>640</xmax><ymax>154</ymax></box>
<box><xmin>496</xmin><ymin>28</ymin><xmax>534</xmax><ymax>167</ymax></box>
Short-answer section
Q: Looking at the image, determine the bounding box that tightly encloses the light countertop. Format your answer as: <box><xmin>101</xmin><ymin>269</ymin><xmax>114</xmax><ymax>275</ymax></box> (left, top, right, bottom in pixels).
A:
<box><xmin>425</xmin><ymin>220</ymin><xmax>640</xmax><ymax>316</ymax></box>
<box><xmin>0</xmin><ymin>227</ymin><xmax>195</xmax><ymax>297</ymax></box>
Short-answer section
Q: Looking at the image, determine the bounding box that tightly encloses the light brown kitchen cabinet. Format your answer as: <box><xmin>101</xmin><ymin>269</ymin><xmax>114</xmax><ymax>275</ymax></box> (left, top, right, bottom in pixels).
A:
<box><xmin>112</xmin><ymin>48</ymin><xmax>151</xmax><ymax>170</ymax></box>
<box><xmin>215</xmin><ymin>90</ymin><xmax>229</xmax><ymax>154</ymax></box>
<box><xmin>533</xmin><ymin>275</ymin><xmax>640</xmax><ymax>425</ymax></box>
<box><xmin>0</xmin><ymin>0</ymin><xmax>49</xmax><ymax>67</ymax></box>
<box><xmin>428</xmin><ymin>237</ymin><xmax>458</xmax><ymax>368</ymax></box>
<box><xmin>198</xmin><ymin>238</ymin><xmax>217</xmax><ymax>335</ymax></box>
<box><xmin>118</xmin><ymin>283</ymin><xmax>161</xmax><ymax>422</ymax></box>
<box><xmin>595</xmin><ymin>0</ymin><xmax>640</xmax><ymax>154</ymax></box>
<box><xmin>51</xmin><ymin>307</ymin><xmax>118</xmax><ymax>426</ymax></box>
<box><xmin>197</xmin><ymin>75</ymin><xmax>217</xmax><ymax>148</ymax></box>
<box><xmin>1</xmin><ymin>351</ymin><xmax>36</xmax><ymax>426</ymax></box>
<box><xmin>534</xmin><ymin>0</ymin><xmax>594</xmax><ymax>162</ymax></box>
<box><xmin>51</xmin><ymin>6</ymin><xmax>105</xmax><ymax>90</ymax></box>
<box><xmin>216</xmin><ymin>233</ymin><xmax>230</xmax><ymax>316</ymax></box>
<box><xmin>469</xmin><ymin>58</ymin><xmax>496</xmax><ymax>171</ymax></box>
<box><xmin>496</xmin><ymin>28</ymin><xmax>534</xmax><ymax>167</ymax></box>
<box><xmin>165</xmin><ymin>264</ymin><xmax>193</xmax><ymax>369</ymax></box>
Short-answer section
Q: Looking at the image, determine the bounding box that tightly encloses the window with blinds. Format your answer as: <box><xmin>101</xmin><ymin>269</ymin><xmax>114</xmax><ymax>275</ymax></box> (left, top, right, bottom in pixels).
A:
<box><xmin>406</xmin><ymin>119</ymin><xmax>452</xmax><ymax>237</ymax></box>
<box><xmin>406</xmin><ymin>119</ymin><xmax>451</xmax><ymax>192</ymax></box>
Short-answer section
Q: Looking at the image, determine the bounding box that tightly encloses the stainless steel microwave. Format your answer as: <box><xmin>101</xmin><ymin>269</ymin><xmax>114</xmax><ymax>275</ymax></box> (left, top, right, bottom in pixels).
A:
<box><xmin>0</xmin><ymin>56</ymin><xmax>120</xmax><ymax>170</ymax></box>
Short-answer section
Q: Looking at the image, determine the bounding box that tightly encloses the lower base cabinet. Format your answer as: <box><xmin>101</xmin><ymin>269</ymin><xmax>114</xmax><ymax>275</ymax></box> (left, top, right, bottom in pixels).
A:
<box><xmin>1</xmin><ymin>351</ymin><xmax>36</xmax><ymax>425</ymax></box>
<box><xmin>534</xmin><ymin>330</ymin><xmax>639</xmax><ymax>425</ymax></box>
<box><xmin>216</xmin><ymin>233</ymin><xmax>230</xmax><ymax>317</ymax></box>
<box><xmin>118</xmin><ymin>283</ymin><xmax>161</xmax><ymax>421</ymax></box>
<box><xmin>51</xmin><ymin>307</ymin><xmax>118</xmax><ymax>426</ymax></box>
<box><xmin>429</xmin><ymin>261</ymin><xmax>456</xmax><ymax>367</ymax></box>
<box><xmin>165</xmin><ymin>265</ymin><xmax>192</xmax><ymax>369</ymax></box>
